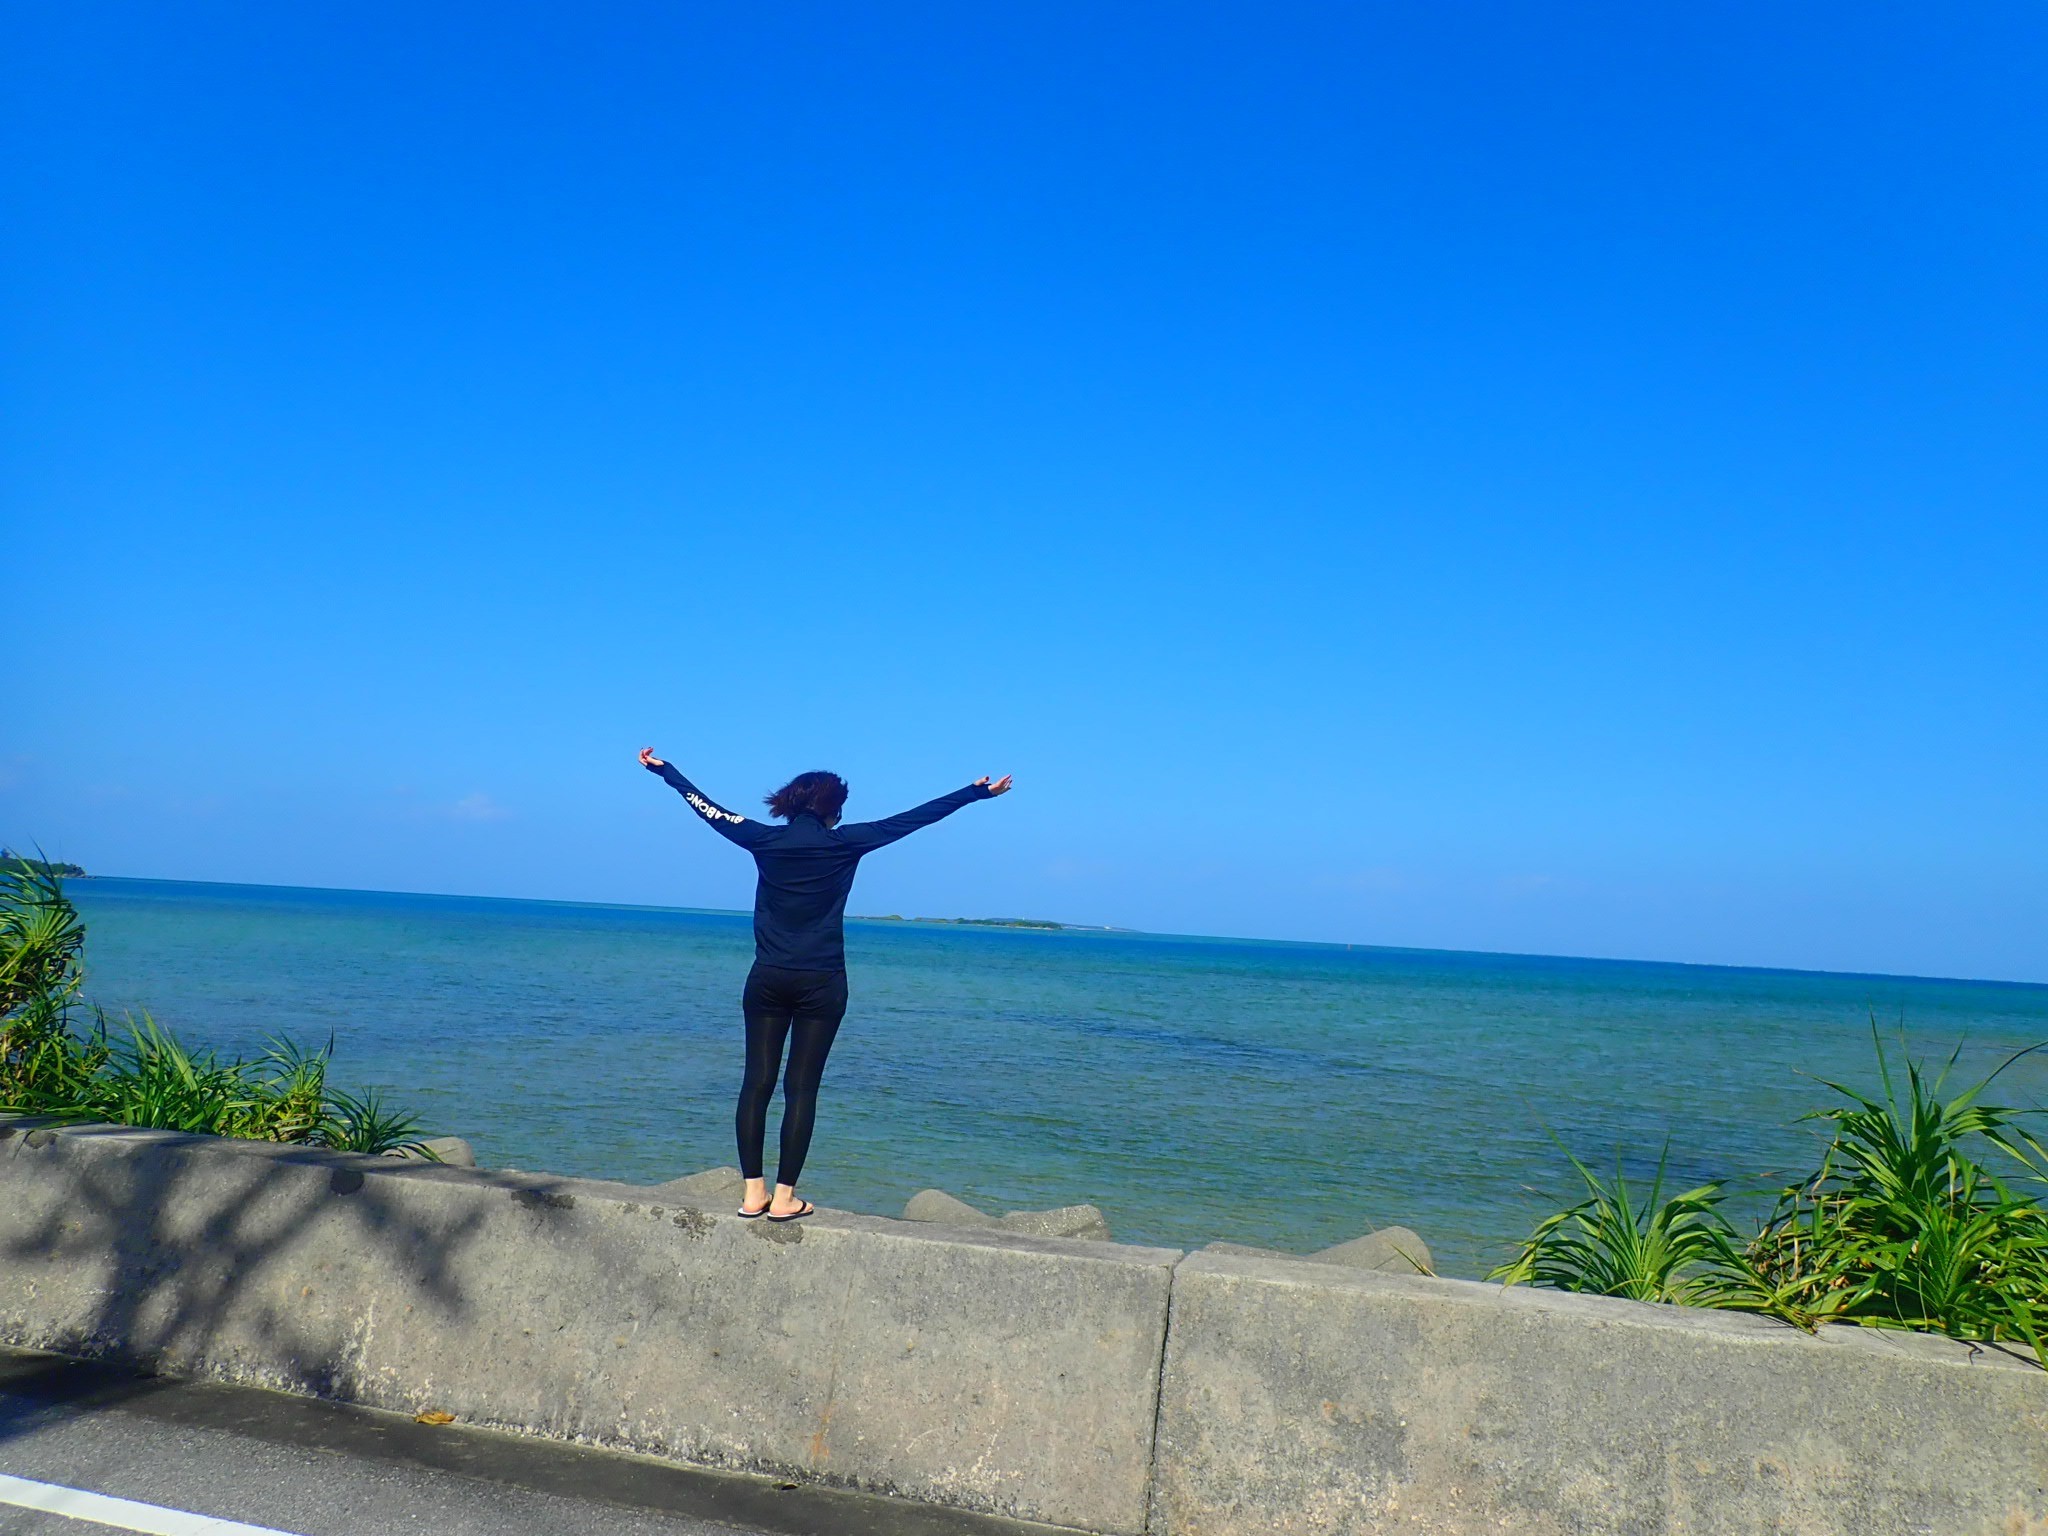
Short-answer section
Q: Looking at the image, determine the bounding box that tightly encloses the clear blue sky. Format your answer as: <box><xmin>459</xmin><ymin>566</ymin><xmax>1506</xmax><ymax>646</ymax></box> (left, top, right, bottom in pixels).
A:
<box><xmin>5</xmin><ymin>4</ymin><xmax>2043</xmax><ymax>981</ymax></box>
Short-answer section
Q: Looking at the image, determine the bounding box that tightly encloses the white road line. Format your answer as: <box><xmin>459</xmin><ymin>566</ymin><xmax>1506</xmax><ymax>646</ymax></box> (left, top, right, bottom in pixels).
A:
<box><xmin>0</xmin><ymin>1472</ymin><xmax>307</xmax><ymax>1536</ymax></box>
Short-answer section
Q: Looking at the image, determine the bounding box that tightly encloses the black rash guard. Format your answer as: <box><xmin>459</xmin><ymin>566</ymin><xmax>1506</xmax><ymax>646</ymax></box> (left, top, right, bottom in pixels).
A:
<box><xmin>647</xmin><ymin>760</ymin><xmax>994</xmax><ymax>971</ymax></box>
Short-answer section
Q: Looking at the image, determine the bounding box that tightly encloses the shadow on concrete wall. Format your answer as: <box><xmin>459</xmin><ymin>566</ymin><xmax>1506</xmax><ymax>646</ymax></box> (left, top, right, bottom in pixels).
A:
<box><xmin>0</xmin><ymin>1121</ymin><xmax>495</xmax><ymax>1436</ymax></box>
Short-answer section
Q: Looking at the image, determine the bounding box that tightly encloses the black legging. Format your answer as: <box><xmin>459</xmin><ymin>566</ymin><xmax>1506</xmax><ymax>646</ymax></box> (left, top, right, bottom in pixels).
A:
<box><xmin>737</xmin><ymin>963</ymin><xmax>849</xmax><ymax>1187</ymax></box>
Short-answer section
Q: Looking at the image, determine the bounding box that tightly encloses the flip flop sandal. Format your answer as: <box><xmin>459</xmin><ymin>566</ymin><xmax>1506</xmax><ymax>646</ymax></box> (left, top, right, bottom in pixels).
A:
<box><xmin>767</xmin><ymin>1201</ymin><xmax>814</xmax><ymax>1223</ymax></box>
<box><xmin>736</xmin><ymin>1203</ymin><xmax>771</xmax><ymax>1219</ymax></box>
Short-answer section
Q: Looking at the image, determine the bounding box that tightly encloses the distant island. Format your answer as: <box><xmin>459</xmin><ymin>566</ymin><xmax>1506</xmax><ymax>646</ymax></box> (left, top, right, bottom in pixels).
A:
<box><xmin>2</xmin><ymin>851</ymin><xmax>85</xmax><ymax>879</ymax></box>
<box><xmin>854</xmin><ymin>915</ymin><xmax>1127</xmax><ymax>933</ymax></box>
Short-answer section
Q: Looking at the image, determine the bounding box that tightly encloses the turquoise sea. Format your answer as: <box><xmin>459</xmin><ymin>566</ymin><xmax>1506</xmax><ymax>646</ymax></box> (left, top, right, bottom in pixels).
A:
<box><xmin>67</xmin><ymin>877</ymin><xmax>2048</xmax><ymax>1277</ymax></box>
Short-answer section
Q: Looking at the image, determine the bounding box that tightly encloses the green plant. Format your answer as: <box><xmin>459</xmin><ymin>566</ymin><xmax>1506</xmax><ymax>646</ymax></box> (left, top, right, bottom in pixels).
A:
<box><xmin>1496</xmin><ymin>1025</ymin><xmax>2048</xmax><ymax>1367</ymax></box>
<box><xmin>0</xmin><ymin>854</ymin><xmax>86</xmax><ymax>1018</ymax></box>
<box><xmin>0</xmin><ymin>998</ymin><xmax>106</xmax><ymax>1112</ymax></box>
<box><xmin>0</xmin><ymin>849</ymin><xmax>427</xmax><ymax>1156</ymax></box>
<box><xmin>253</xmin><ymin>1036</ymin><xmax>335</xmax><ymax>1144</ymax></box>
<box><xmin>1739</xmin><ymin>1029</ymin><xmax>2048</xmax><ymax>1358</ymax></box>
<box><xmin>63</xmin><ymin>1016</ymin><xmax>428</xmax><ymax>1153</ymax></box>
<box><xmin>0</xmin><ymin>854</ymin><xmax>97</xmax><ymax>1108</ymax></box>
<box><xmin>321</xmin><ymin>1085</ymin><xmax>427</xmax><ymax>1155</ymax></box>
<box><xmin>1490</xmin><ymin>1142</ymin><xmax>1743</xmax><ymax>1304</ymax></box>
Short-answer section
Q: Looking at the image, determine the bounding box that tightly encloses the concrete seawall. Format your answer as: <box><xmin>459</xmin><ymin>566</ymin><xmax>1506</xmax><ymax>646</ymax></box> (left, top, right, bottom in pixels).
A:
<box><xmin>4</xmin><ymin>1120</ymin><xmax>2045</xmax><ymax>1534</ymax></box>
<box><xmin>1155</xmin><ymin>1250</ymin><xmax>2048</xmax><ymax>1535</ymax></box>
<box><xmin>0</xmin><ymin>1121</ymin><xmax>1174</xmax><ymax>1533</ymax></box>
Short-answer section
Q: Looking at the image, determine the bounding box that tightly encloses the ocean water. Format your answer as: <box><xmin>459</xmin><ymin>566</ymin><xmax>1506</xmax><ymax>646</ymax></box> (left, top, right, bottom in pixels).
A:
<box><xmin>66</xmin><ymin>876</ymin><xmax>2048</xmax><ymax>1277</ymax></box>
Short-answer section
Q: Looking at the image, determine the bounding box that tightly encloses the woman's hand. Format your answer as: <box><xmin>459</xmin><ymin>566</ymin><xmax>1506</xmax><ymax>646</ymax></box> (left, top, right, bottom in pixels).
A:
<box><xmin>975</xmin><ymin>775</ymin><xmax>1014</xmax><ymax>796</ymax></box>
<box><xmin>638</xmin><ymin>747</ymin><xmax>667</xmax><ymax>770</ymax></box>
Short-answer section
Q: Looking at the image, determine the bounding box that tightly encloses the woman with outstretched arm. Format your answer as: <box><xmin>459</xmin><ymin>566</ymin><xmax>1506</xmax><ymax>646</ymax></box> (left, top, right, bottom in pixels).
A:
<box><xmin>638</xmin><ymin>748</ymin><xmax>1012</xmax><ymax>1221</ymax></box>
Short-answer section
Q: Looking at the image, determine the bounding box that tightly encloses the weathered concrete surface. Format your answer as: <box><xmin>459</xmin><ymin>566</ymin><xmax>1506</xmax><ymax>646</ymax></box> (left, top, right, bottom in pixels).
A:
<box><xmin>0</xmin><ymin>1123</ymin><xmax>1176</xmax><ymax>1534</ymax></box>
<box><xmin>903</xmin><ymin>1189</ymin><xmax>997</xmax><ymax>1225</ymax></box>
<box><xmin>998</xmin><ymin>1205</ymin><xmax>1112</xmax><ymax>1242</ymax></box>
<box><xmin>1153</xmin><ymin>1249</ymin><xmax>2048</xmax><ymax>1536</ymax></box>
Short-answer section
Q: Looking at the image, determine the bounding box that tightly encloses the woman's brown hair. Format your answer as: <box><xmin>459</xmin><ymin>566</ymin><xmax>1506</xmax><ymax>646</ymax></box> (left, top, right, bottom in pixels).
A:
<box><xmin>765</xmin><ymin>771</ymin><xmax>849</xmax><ymax>825</ymax></box>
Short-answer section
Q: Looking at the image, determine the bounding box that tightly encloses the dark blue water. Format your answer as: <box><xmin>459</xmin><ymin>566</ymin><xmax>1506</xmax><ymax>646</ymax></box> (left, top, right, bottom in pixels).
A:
<box><xmin>68</xmin><ymin>877</ymin><xmax>2048</xmax><ymax>1277</ymax></box>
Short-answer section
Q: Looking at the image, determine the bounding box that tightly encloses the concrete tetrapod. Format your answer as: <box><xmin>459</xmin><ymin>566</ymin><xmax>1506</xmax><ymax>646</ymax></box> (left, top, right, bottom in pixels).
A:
<box><xmin>1306</xmin><ymin>1225</ymin><xmax>1430</xmax><ymax>1274</ymax></box>
<box><xmin>1200</xmin><ymin>1224</ymin><xmax>1433</xmax><ymax>1276</ymax></box>
<box><xmin>902</xmin><ymin>1188</ymin><xmax>999</xmax><ymax>1225</ymax></box>
<box><xmin>904</xmin><ymin>1189</ymin><xmax>1113</xmax><ymax>1241</ymax></box>
<box><xmin>388</xmin><ymin>1136</ymin><xmax>477</xmax><ymax>1168</ymax></box>
<box><xmin>0</xmin><ymin>1121</ymin><xmax>1176</xmax><ymax>1535</ymax></box>
<box><xmin>650</xmin><ymin>1165</ymin><xmax>748</xmax><ymax>1206</ymax></box>
<box><xmin>997</xmin><ymin>1206</ymin><xmax>1112</xmax><ymax>1242</ymax></box>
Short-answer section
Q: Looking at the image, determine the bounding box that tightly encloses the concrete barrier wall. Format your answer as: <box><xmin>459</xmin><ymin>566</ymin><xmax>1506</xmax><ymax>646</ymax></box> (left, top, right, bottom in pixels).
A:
<box><xmin>0</xmin><ymin>1122</ymin><xmax>1176</xmax><ymax>1534</ymax></box>
<box><xmin>6</xmin><ymin>1122</ymin><xmax>2048</xmax><ymax>1535</ymax></box>
<box><xmin>1153</xmin><ymin>1249</ymin><xmax>2048</xmax><ymax>1536</ymax></box>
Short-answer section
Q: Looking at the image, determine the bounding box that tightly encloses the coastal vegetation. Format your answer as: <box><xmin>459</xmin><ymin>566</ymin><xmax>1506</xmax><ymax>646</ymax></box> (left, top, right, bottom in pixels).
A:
<box><xmin>1494</xmin><ymin>1027</ymin><xmax>2048</xmax><ymax>1365</ymax></box>
<box><xmin>0</xmin><ymin>853</ymin><xmax>426</xmax><ymax>1153</ymax></box>
<box><xmin>0</xmin><ymin>849</ymin><xmax>84</xmax><ymax>879</ymax></box>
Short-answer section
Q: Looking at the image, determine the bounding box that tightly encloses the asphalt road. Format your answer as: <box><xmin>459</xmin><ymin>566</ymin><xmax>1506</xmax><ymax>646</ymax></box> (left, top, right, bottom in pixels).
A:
<box><xmin>0</xmin><ymin>1349</ymin><xmax>1070</xmax><ymax>1536</ymax></box>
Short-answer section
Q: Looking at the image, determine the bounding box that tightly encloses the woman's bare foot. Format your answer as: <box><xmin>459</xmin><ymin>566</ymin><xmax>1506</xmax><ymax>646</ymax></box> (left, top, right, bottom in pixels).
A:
<box><xmin>769</xmin><ymin>1183</ymin><xmax>811</xmax><ymax>1218</ymax></box>
<box><xmin>740</xmin><ymin>1177</ymin><xmax>771</xmax><ymax>1216</ymax></box>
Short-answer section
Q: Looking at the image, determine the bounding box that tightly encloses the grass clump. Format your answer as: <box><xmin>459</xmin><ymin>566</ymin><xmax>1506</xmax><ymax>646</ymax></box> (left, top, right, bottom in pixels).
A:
<box><xmin>1493</xmin><ymin>1025</ymin><xmax>2048</xmax><ymax>1364</ymax></box>
<box><xmin>1489</xmin><ymin>1144</ymin><xmax>1744</xmax><ymax>1305</ymax></box>
<box><xmin>0</xmin><ymin>853</ymin><xmax>428</xmax><ymax>1155</ymax></box>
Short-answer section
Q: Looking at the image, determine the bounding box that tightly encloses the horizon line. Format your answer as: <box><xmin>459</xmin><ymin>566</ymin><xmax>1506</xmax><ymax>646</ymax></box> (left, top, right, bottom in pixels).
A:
<box><xmin>68</xmin><ymin>870</ymin><xmax>2048</xmax><ymax>993</ymax></box>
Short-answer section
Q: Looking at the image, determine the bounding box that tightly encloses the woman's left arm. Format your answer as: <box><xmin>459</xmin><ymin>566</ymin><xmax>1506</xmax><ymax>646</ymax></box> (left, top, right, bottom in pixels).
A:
<box><xmin>837</xmin><ymin>775</ymin><xmax>1012</xmax><ymax>852</ymax></box>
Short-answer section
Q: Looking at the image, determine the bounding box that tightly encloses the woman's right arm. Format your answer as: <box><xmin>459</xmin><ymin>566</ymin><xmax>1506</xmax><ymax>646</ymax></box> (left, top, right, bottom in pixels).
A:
<box><xmin>639</xmin><ymin>748</ymin><xmax>772</xmax><ymax>848</ymax></box>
